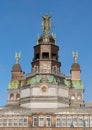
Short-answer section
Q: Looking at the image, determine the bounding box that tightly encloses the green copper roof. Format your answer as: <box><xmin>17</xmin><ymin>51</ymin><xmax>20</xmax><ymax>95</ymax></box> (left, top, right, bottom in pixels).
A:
<box><xmin>64</xmin><ymin>79</ymin><xmax>71</xmax><ymax>87</ymax></box>
<box><xmin>8</xmin><ymin>80</ymin><xmax>20</xmax><ymax>89</ymax></box>
<box><xmin>64</xmin><ymin>79</ymin><xmax>83</xmax><ymax>89</ymax></box>
<box><xmin>27</xmin><ymin>75</ymin><xmax>41</xmax><ymax>85</ymax></box>
<box><xmin>72</xmin><ymin>80</ymin><xmax>83</xmax><ymax>89</ymax></box>
<box><xmin>27</xmin><ymin>75</ymin><xmax>59</xmax><ymax>85</ymax></box>
<box><xmin>47</xmin><ymin>75</ymin><xmax>57</xmax><ymax>84</ymax></box>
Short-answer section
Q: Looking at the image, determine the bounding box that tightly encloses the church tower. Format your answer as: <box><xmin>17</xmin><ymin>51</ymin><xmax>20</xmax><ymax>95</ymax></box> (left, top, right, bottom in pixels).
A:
<box><xmin>31</xmin><ymin>15</ymin><xmax>61</xmax><ymax>74</ymax></box>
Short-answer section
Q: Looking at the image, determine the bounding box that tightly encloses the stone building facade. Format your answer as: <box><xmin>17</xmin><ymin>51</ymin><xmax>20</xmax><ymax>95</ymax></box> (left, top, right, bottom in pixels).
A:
<box><xmin>0</xmin><ymin>15</ymin><xmax>92</xmax><ymax>130</ymax></box>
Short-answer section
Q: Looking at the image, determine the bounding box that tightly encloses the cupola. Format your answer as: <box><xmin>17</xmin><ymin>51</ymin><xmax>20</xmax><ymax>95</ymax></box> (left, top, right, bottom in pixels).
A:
<box><xmin>11</xmin><ymin>53</ymin><xmax>24</xmax><ymax>80</ymax></box>
<box><xmin>70</xmin><ymin>52</ymin><xmax>81</xmax><ymax>80</ymax></box>
<box><xmin>31</xmin><ymin>15</ymin><xmax>61</xmax><ymax>74</ymax></box>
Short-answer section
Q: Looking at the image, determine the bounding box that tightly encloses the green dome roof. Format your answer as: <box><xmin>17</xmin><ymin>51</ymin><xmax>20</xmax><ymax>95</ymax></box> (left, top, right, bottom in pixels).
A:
<box><xmin>8</xmin><ymin>80</ymin><xmax>20</xmax><ymax>89</ymax></box>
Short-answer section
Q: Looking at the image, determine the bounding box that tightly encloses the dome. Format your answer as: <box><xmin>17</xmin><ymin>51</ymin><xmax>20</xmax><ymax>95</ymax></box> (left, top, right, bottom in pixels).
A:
<box><xmin>71</xmin><ymin>63</ymin><xmax>81</xmax><ymax>71</ymax></box>
<box><xmin>12</xmin><ymin>64</ymin><xmax>22</xmax><ymax>72</ymax></box>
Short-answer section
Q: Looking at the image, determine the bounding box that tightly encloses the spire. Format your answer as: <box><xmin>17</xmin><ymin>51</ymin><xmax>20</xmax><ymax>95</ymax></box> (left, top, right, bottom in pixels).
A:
<box><xmin>15</xmin><ymin>52</ymin><xmax>21</xmax><ymax>64</ymax></box>
<box><xmin>42</xmin><ymin>15</ymin><xmax>51</xmax><ymax>35</ymax></box>
<box><xmin>72</xmin><ymin>51</ymin><xmax>78</xmax><ymax>63</ymax></box>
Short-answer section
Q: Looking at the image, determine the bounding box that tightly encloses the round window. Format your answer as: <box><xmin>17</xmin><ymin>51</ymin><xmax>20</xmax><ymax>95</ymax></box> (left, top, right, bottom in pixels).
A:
<box><xmin>40</xmin><ymin>85</ymin><xmax>48</xmax><ymax>92</ymax></box>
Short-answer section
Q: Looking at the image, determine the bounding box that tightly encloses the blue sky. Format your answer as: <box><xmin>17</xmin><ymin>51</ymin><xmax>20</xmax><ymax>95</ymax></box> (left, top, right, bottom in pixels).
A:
<box><xmin>0</xmin><ymin>0</ymin><xmax>92</xmax><ymax>105</ymax></box>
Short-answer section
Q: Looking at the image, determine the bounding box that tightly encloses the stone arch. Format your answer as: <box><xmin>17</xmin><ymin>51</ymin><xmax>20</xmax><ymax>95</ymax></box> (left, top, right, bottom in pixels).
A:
<box><xmin>10</xmin><ymin>93</ymin><xmax>14</xmax><ymax>100</ymax></box>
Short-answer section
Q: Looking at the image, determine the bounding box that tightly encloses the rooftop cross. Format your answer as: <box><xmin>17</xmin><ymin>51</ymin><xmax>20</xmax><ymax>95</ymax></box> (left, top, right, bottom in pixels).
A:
<box><xmin>15</xmin><ymin>52</ymin><xmax>21</xmax><ymax>64</ymax></box>
<box><xmin>42</xmin><ymin>15</ymin><xmax>51</xmax><ymax>35</ymax></box>
<box><xmin>72</xmin><ymin>51</ymin><xmax>78</xmax><ymax>63</ymax></box>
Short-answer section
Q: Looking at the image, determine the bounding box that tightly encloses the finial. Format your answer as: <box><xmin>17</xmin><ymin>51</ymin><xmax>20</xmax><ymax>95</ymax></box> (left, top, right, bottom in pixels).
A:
<box><xmin>15</xmin><ymin>52</ymin><xmax>21</xmax><ymax>64</ymax></box>
<box><xmin>72</xmin><ymin>51</ymin><xmax>78</xmax><ymax>63</ymax></box>
<box><xmin>42</xmin><ymin>14</ymin><xmax>51</xmax><ymax>35</ymax></box>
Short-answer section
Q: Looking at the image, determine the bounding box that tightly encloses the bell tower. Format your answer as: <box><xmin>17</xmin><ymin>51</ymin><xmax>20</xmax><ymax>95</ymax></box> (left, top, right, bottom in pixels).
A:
<box><xmin>31</xmin><ymin>15</ymin><xmax>61</xmax><ymax>74</ymax></box>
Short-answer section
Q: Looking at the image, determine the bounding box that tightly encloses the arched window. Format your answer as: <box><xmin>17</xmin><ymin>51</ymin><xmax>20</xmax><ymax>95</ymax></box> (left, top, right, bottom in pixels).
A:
<box><xmin>61</xmin><ymin>116</ymin><xmax>66</xmax><ymax>127</ymax></box>
<box><xmin>78</xmin><ymin>116</ymin><xmax>83</xmax><ymax>127</ymax></box>
<box><xmin>56</xmin><ymin>116</ymin><xmax>61</xmax><ymax>127</ymax></box>
<box><xmin>46</xmin><ymin>116</ymin><xmax>51</xmax><ymax>127</ymax></box>
<box><xmin>33</xmin><ymin>116</ymin><xmax>38</xmax><ymax>127</ymax></box>
<box><xmin>84</xmin><ymin>116</ymin><xmax>89</xmax><ymax>127</ymax></box>
<box><xmin>67</xmin><ymin>115</ymin><xmax>72</xmax><ymax>127</ymax></box>
<box><xmin>16</xmin><ymin>94</ymin><xmax>20</xmax><ymax>100</ymax></box>
<box><xmin>10</xmin><ymin>94</ymin><xmax>14</xmax><ymax>100</ymax></box>
<box><xmin>73</xmin><ymin>116</ymin><xmax>78</xmax><ymax>127</ymax></box>
<box><xmin>39</xmin><ymin>116</ymin><xmax>44</xmax><ymax>127</ymax></box>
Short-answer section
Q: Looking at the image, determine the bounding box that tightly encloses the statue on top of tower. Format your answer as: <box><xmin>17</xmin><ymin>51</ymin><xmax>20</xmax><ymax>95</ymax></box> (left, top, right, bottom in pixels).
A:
<box><xmin>15</xmin><ymin>52</ymin><xmax>21</xmax><ymax>64</ymax></box>
<box><xmin>42</xmin><ymin>14</ymin><xmax>51</xmax><ymax>35</ymax></box>
<box><xmin>72</xmin><ymin>51</ymin><xmax>78</xmax><ymax>63</ymax></box>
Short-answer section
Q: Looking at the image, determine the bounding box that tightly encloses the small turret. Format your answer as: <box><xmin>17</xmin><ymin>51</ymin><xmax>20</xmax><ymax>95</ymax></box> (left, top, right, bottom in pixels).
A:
<box><xmin>11</xmin><ymin>52</ymin><xmax>24</xmax><ymax>80</ymax></box>
<box><xmin>70</xmin><ymin>52</ymin><xmax>81</xmax><ymax>80</ymax></box>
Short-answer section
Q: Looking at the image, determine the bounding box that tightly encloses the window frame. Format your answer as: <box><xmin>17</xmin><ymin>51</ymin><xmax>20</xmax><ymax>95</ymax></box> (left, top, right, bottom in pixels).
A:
<box><xmin>46</xmin><ymin>116</ymin><xmax>51</xmax><ymax>127</ymax></box>
<box><xmin>33</xmin><ymin>116</ymin><xmax>38</xmax><ymax>127</ymax></box>
<box><xmin>56</xmin><ymin>116</ymin><xmax>61</xmax><ymax>127</ymax></box>
<box><xmin>39</xmin><ymin>116</ymin><xmax>44</xmax><ymax>127</ymax></box>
